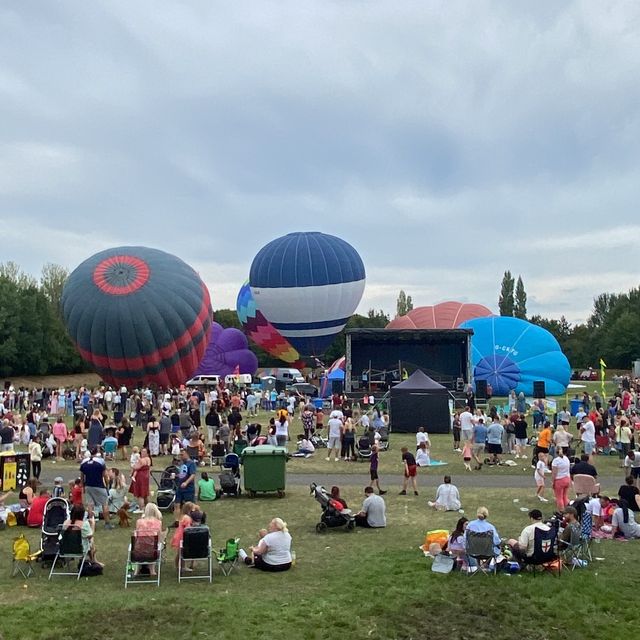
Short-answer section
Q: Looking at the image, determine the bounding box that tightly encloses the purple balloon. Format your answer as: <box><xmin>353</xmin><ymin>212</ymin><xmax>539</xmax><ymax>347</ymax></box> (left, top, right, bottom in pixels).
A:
<box><xmin>195</xmin><ymin>322</ymin><xmax>258</xmax><ymax>378</ymax></box>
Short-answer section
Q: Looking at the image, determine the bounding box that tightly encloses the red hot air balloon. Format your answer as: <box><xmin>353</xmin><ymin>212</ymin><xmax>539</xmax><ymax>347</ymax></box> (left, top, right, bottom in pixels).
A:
<box><xmin>386</xmin><ymin>301</ymin><xmax>493</xmax><ymax>330</ymax></box>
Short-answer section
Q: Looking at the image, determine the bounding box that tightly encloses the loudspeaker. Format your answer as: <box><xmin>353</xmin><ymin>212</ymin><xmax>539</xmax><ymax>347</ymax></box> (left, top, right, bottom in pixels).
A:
<box><xmin>533</xmin><ymin>381</ymin><xmax>546</xmax><ymax>399</ymax></box>
<box><xmin>475</xmin><ymin>379</ymin><xmax>487</xmax><ymax>399</ymax></box>
<box><xmin>331</xmin><ymin>380</ymin><xmax>344</xmax><ymax>395</ymax></box>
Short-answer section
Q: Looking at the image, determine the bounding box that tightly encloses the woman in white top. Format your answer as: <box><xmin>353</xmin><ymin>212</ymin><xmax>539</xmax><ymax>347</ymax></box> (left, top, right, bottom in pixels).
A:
<box><xmin>551</xmin><ymin>447</ymin><xmax>571</xmax><ymax>510</ymax></box>
<box><xmin>243</xmin><ymin>517</ymin><xmax>292</xmax><ymax>572</ymax></box>
<box><xmin>275</xmin><ymin>416</ymin><xmax>289</xmax><ymax>447</ymax></box>
<box><xmin>428</xmin><ymin>475</ymin><xmax>461</xmax><ymax>511</ymax></box>
<box><xmin>611</xmin><ymin>501</ymin><xmax>640</xmax><ymax>539</ymax></box>
<box><xmin>553</xmin><ymin>425</ymin><xmax>573</xmax><ymax>452</ymax></box>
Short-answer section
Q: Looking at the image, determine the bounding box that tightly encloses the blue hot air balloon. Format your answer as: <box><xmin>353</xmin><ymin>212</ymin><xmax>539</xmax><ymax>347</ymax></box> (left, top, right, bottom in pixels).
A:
<box><xmin>459</xmin><ymin>316</ymin><xmax>571</xmax><ymax>396</ymax></box>
<box><xmin>249</xmin><ymin>232</ymin><xmax>366</xmax><ymax>356</ymax></box>
<box><xmin>61</xmin><ymin>246</ymin><xmax>212</xmax><ymax>388</ymax></box>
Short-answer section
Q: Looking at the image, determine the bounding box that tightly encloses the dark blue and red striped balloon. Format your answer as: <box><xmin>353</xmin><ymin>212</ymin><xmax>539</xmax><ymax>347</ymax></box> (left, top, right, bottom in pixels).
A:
<box><xmin>61</xmin><ymin>246</ymin><xmax>212</xmax><ymax>388</ymax></box>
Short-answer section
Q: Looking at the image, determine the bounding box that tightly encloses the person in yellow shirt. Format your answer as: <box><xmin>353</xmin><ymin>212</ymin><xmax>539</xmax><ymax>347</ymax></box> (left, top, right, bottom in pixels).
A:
<box><xmin>537</xmin><ymin>421</ymin><xmax>552</xmax><ymax>453</ymax></box>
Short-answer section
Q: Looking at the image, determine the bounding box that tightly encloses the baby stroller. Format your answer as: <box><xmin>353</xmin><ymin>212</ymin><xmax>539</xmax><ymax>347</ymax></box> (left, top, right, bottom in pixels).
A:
<box><xmin>310</xmin><ymin>432</ymin><xmax>328</xmax><ymax>449</ymax></box>
<box><xmin>356</xmin><ymin>436</ymin><xmax>372</xmax><ymax>462</ymax></box>
<box><xmin>218</xmin><ymin>453</ymin><xmax>241</xmax><ymax>497</ymax></box>
<box><xmin>40</xmin><ymin>497</ymin><xmax>70</xmax><ymax>565</ymax></box>
<box><xmin>310</xmin><ymin>482</ymin><xmax>355</xmax><ymax>533</ymax></box>
<box><xmin>152</xmin><ymin>465</ymin><xmax>178</xmax><ymax>512</ymax></box>
<box><xmin>378</xmin><ymin>426</ymin><xmax>390</xmax><ymax>451</ymax></box>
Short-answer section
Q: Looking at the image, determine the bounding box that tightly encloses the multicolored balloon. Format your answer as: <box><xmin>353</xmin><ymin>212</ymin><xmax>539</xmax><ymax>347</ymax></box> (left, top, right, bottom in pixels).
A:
<box><xmin>61</xmin><ymin>246</ymin><xmax>212</xmax><ymax>388</ymax></box>
<box><xmin>249</xmin><ymin>232</ymin><xmax>366</xmax><ymax>356</ymax></box>
<box><xmin>195</xmin><ymin>322</ymin><xmax>258</xmax><ymax>378</ymax></box>
<box><xmin>387</xmin><ymin>301</ymin><xmax>493</xmax><ymax>329</ymax></box>
<box><xmin>236</xmin><ymin>281</ymin><xmax>300</xmax><ymax>363</ymax></box>
<box><xmin>459</xmin><ymin>316</ymin><xmax>571</xmax><ymax>396</ymax></box>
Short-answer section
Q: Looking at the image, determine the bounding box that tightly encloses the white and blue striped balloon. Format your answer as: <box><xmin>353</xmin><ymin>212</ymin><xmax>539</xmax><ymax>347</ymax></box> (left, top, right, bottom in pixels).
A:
<box><xmin>249</xmin><ymin>232</ymin><xmax>366</xmax><ymax>356</ymax></box>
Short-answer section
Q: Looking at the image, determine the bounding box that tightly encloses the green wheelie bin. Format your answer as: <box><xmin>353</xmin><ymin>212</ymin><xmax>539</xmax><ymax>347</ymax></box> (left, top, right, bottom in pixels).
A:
<box><xmin>241</xmin><ymin>445</ymin><xmax>287</xmax><ymax>497</ymax></box>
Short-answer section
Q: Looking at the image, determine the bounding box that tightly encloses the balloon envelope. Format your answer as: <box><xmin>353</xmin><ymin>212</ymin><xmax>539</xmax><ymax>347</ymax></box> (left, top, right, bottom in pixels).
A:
<box><xmin>459</xmin><ymin>316</ymin><xmax>571</xmax><ymax>396</ymax></box>
<box><xmin>249</xmin><ymin>232</ymin><xmax>365</xmax><ymax>356</ymax></box>
<box><xmin>387</xmin><ymin>301</ymin><xmax>493</xmax><ymax>329</ymax></box>
<box><xmin>61</xmin><ymin>246</ymin><xmax>212</xmax><ymax>388</ymax></box>
<box><xmin>195</xmin><ymin>322</ymin><xmax>258</xmax><ymax>378</ymax></box>
<box><xmin>236</xmin><ymin>281</ymin><xmax>300</xmax><ymax>364</ymax></box>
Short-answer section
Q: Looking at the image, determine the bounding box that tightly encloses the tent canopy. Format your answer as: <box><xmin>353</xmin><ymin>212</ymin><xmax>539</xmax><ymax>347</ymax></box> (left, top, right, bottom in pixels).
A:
<box><xmin>389</xmin><ymin>369</ymin><xmax>450</xmax><ymax>433</ymax></box>
<box><xmin>392</xmin><ymin>370</ymin><xmax>447</xmax><ymax>392</ymax></box>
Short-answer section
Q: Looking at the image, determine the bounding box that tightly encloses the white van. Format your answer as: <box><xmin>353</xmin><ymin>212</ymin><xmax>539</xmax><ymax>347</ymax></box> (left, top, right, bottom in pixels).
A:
<box><xmin>258</xmin><ymin>368</ymin><xmax>305</xmax><ymax>385</ymax></box>
<box><xmin>224</xmin><ymin>374</ymin><xmax>253</xmax><ymax>385</ymax></box>
<box><xmin>185</xmin><ymin>375</ymin><xmax>220</xmax><ymax>387</ymax></box>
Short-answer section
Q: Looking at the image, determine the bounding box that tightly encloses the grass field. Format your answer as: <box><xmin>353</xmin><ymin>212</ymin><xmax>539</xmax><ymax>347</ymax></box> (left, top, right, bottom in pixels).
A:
<box><xmin>0</xmin><ymin>485</ymin><xmax>636</xmax><ymax>640</ymax></box>
<box><xmin>0</xmin><ymin>377</ymin><xmax>634</xmax><ymax>640</ymax></box>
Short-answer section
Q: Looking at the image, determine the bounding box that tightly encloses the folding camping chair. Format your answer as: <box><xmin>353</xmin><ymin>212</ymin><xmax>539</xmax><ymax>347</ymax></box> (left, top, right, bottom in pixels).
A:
<box><xmin>178</xmin><ymin>526</ymin><xmax>212</xmax><ymax>583</ymax></box>
<box><xmin>48</xmin><ymin>527</ymin><xmax>89</xmax><ymax>580</ymax></box>
<box><xmin>573</xmin><ymin>474</ymin><xmax>600</xmax><ymax>498</ymax></box>
<box><xmin>12</xmin><ymin>534</ymin><xmax>41</xmax><ymax>579</ymax></box>
<box><xmin>522</xmin><ymin>527</ymin><xmax>561</xmax><ymax>576</ymax></box>
<box><xmin>579</xmin><ymin>510</ymin><xmax>593</xmax><ymax>563</ymax></box>
<box><xmin>559</xmin><ymin>523</ymin><xmax>584</xmax><ymax>570</ymax></box>
<box><xmin>125</xmin><ymin>534</ymin><xmax>162</xmax><ymax>587</ymax></box>
<box><xmin>465</xmin><ymin>531</ymin><xmax>497</xmax><ymax>575</ymax></box>
<box><xmin>217</xmin><ymin>538</ymin><xmax>240</xmax><ymax>576</ymax></box>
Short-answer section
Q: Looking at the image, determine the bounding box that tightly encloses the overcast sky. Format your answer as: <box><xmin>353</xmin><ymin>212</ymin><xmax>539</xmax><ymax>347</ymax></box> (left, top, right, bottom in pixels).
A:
<box><xmin>2</xmin><ymin>1</ymin><xmax>639</xmax><ymax>324</ymax></box>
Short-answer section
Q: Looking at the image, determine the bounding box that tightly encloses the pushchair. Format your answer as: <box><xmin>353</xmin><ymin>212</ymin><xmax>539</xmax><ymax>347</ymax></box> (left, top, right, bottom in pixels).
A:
<box><xmin>310</xmin><ymin>432</ymin><xmax>328</xmax><ymax>449</ymax></box>
<box><xmin>310</xmin><ymin>482</ymin><xmax>355</xmax><ymax>533</ymax></box>
<box><xmin>378</xmin><ymin>426</ymin><xmax>390</xmax><ymax>451</ymax></box>
<box><xmin>40</xmin><ymin>497</ymin><xmax>70</xmax><ymax>565</ymax></box>
<box><xmin>218</xmin><ymin>453</ymin><xmax>242</xmax><ymax>497</ymax></box>
<box><xmin>356</xmin><ymin>436</ymin><xmax>372</xmax><ymax>462</ymax></box>
<box><xmin>152</xmin><ymin>465</ymin><xmax>178</xmax><ymax>512</ymax></box>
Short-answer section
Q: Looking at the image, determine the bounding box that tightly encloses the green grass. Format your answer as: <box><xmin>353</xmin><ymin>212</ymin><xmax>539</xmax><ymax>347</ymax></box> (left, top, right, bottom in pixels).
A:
<box><xmin>0</xmin><ymin>486</ymin><xmax>637</xmax><ymax>640</ymax></box>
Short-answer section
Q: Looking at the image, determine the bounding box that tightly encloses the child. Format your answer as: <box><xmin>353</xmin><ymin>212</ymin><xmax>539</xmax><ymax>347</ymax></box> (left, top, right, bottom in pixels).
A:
<box><xmin>70</xmin><ymin>478</ymin><xmax>83</xmax><ymax>507</ymax></box>
<box><xmin>130</xmin><ymin>446</ymin><xmax>140</xmax><ymax>469</ymax></box>
<box><xmin>171</xmin><ymin>435</ymin><xmax>181</xmax><ymax>457</ymax></box>
<box><xmin>80</xmin><ymin>437</ymin><xmax>88</xmax><ymax>458</ymax></box>
<box><xmin>369</xmin><ymin>444</ymin><xmax>386</xmax><ymax>495</ymax></box>
<box><xmin>534</xmin><ymin>452</ymin><xmax>550</xmax><ymax>502</ymax></box>
<box><xmin>171</xmin><ymin>502</ymin><xmax>194</xmax><ymax>569</ymax></box>
<box><xmin>462</xmin><ymin>441</ymin><xmax>473</xmax><ymax>472</ymax></box>
<box><xmin>399</xmin><ymin>446</ymin><xmax>418</xmax><ymax>496</ymax></box>
<box><xmin>52</xmin><ymin>476</ymin><xmax>65</xmax><ymax>498</ymax></box>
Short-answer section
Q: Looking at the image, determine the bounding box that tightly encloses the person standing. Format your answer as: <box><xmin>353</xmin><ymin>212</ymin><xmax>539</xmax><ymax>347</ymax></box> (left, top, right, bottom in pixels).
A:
<box><xmin>513</xmin><ymin>413</ymin><xmax>528</xmax><ymax>459</ymax></box>
<box><xmin>326</xmin><ymin>413</ymin><xmax>342</xmax><ymax>462</ymax></box>
<box><xmin>452</xmin><ymin>411</ymin><xmax>462</xmax><ymax>452</ymax></box>
<box><xmin>80</xmin><ymin>448</ymin><xmax>114</xmax><ymax>529</ymax></box>
<box><xmin>471</xmin><ymin>418</ymin><xmax>487</xmax><ymax>470</ymax></box>
<box><xmin>485</xmin><ymin>417</ymin><xmax>504</xmax><ymax>465</ymax></box>
<box><xmin>52</xmin><ymin>415</ymin><xmax>68</xmax><ymax>461</ymax></box>
<box><xmin>580</xmin><ymin>415</ymin><xmax>596</xmax><ymax>460</ymax></box>
<box><xmin>158</xmin><ymin>412</ymin><xmax>172</xmax><ymax>455</ymax></box>
<box><xmin>399</xmin><ymin>446</ymin><xmax>418</xmax><ymax>496</ymax></box>
<box><xmin>551</xmin><ymin>447</ymin><xmax>571</xmax><ymax>510</ymax></box>
<box><xmin>369</xmin><ymin>444</ymin><xmax>386</xmax><ymax>495</ymax></box>
<box><xmin>171</xmin><ymin>449</ymin><xmax>197</xmax><ymax>527</ymax></box>
<box><xmin>459</xmin><ymin>406</ymin><xmax>475</xmax><ymax>443</ymax></box>
<box><xmin>130</xmin><ymin>447</ymin><xmax>152</xmax><ymax>513</ymax></box>
<box><xmin>28</xmin><ymin>435</ymin><xmax>43</xmax><ymax>480</ymax></box>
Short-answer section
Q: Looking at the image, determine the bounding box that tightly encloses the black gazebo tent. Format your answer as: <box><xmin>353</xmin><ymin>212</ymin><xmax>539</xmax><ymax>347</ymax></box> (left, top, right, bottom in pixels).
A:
<box><xmin>389</xmin><ymin>370</ymin><xmax>451</xmax><ymax>433</ymax></box>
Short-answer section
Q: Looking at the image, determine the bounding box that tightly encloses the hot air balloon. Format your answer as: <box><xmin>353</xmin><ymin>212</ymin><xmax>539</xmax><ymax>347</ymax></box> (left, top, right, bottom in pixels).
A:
<box><xmin>195</xmin><ymin>322</ymin><xmax>258</xmax><ymax>378</ymax></box>
<box><xmin>459</xmin><ymin>316</ymin><xmax>571</xmax><ymax>396</ymax></box>
<box><xmin>61</xmin><ymin>246</ymin><xmax>212</xmax><ymax>388</ymax></box>
<box><xmin>236</xmin><ymin>281</ymin><xmax>300</xmax><ymax>364</ymax></box>
<box><xmin>249</xmin><ymin>232</ymin><xmax>366</xmax><ymax>356</ymax></box>
<box><xmin>387</xmin><ymin>301</ymin><xmax>493</xmax><ymax>329</ymax></box>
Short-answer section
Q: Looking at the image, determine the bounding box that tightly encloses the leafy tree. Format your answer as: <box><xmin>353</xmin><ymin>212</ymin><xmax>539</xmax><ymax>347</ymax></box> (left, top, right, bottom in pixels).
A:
<box><xmin>514</xmin><ymin>276</ymin><xmax>527</xmax><ymax>319</ymax></box>
<box><xmin>396</xmin><ymin>290</ymin><xmax>413</xmax><ymax>317</ymax></box>
<box><xmin>213</xmin><ymin>308</ymin><xmax>242</xmax><ymax>330</ymax></box>
<box><xmin>498</xmin><ymin>271</ymin><xmax>515</xmax><ymax>316</ymax></box>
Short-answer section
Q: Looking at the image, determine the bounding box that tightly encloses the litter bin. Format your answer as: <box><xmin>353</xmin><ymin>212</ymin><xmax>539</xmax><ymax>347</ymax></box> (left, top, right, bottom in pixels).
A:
<box><xmin>241</xmin><ymin>445</ymin><xmax>287</xmax><ymax>498</ymax></box>
<box><xmin>0</xmin><ymin>451</ymin><xmax>30</xmax><ymax>491</ymax></box>
<box><xmin>570</xmin><ymin>399</ymin><xmax>582</xmax><ymax>416</ymax></box>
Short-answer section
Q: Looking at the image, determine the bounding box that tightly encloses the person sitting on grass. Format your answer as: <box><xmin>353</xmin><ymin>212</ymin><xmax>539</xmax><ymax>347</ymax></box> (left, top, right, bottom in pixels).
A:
<box><xmin>611</xmin><ymin>499</ymin><xmax>640</xmax><ymax>539</ymax></box>
<box><xmin>63</xmin><ymin>504</ymin><xmax>103</xmax><ymax>568</ymax></box>
<box><xmin>291</xmin><ymin>434</ymin><xmax>315</xmax><ymax>458</ymax></box>
<box><xmin>330</xmin><ymin>486</ymin><xmax>348</xmax><ymax>509</ymax></box>
<box><xmin>415</xmin><ymin>441</ymin><xmax>431</xmax><ymax>467</ymax></box>
<box><xmin>197</xmin><ymin>472</ymin><xmax>216</xmax><ymax>501</ymax></box>
<box><xmin>239</xmin><ymin>518</ymin><xmax>293</xmax><ymax>572</ymax></box>
<box><xmin>443</xmin><ymin>517</ymin><xmax>469</xmax><ymax>569</ymax></box>
<box><xmin>506</xmin><ymin>509</ymin><xmax>550</xmax><ymax>561</ymax></box>
<box><xmin>427</xmin><ymin>476</ymin><xmax>461</xmax><ymax>511</ymax></box>
<box><xmin>355</xmin><ymin>486</ymin><xmax>386</xmax><ymax>528</ymax></box>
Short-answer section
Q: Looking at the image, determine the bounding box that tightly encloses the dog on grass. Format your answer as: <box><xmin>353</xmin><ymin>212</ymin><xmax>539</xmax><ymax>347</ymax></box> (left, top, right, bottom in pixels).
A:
<box><xmin>117</xmin><ymin>506</ymin><xmax>131</xmax><ymax>528</ymax></box>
